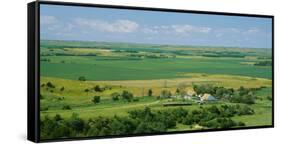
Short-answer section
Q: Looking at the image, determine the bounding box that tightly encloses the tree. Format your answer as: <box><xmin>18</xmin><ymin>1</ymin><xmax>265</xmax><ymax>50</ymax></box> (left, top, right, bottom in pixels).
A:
<box><xmin>46</xmin><ymin>82</ymin><xmax>55</xmax><ymax>88</ymax></box>
<box><xmin>148</xmin><ymin>89</ymin><xmax>153</xmax><ymax>96</ymax></box>
<box><xmin>160</xmin><ymin>90</ymin><xmax>171</xmax><ymax>98</ymax></box>
<box><xmin>62</xmin><ymin>105</ymin><xmax>71</xmax><ymax>110</ymax></box>
<box><xmin>60</xmin><ymin>87</ymin><xmax>65</xmax><ymax>91</ymax></box>
<box><xmin>243</xmin><ymin>93</ymin><xmax>255</xmax><ymax>104</ymax></box>
<box><xmin>94</xmin><ymin>85</ymin><xmax>102</xmax><ymax>92</ymax></box>
<box><xmin>54</xmin><ymin>114</ymin><xmax>63</xmax><ymax>121</ymax></box>
<box><xmin>193</xmin><ymin>85</ymin><xmax>202</xmax><ymax>95</ymax></box>
<box><xmin>230</xmin><ymin>90</ymin><xmax>255</xmax><ymax>105</ymax></box>
<box><xmin>193</xmin><ymin>84</ymin><xmax>215</xmax><ymax>95</ymax></box>
<box><xmin>238</xmin><ymin>86</ymin><xmax>249</xmax><ymax>96</ymax></box>
<box><xmin>78</xmin><ymin>76</ymin><xmax>86</xmax><ymax>81</ymax></box>
<box><xmin>111</xmin><ymin>92</ymin><xmax>120</xmax><ymax>101</ymax></box>
<box><xmin>84</xmin><ymin>88</ymin><xmax>90</xmax><ymax>92</ymax></box>
<box><xmin>67</xmin><ymin>113</ymin><xmax>85</xmax><ymax>132</ymax></box>
<box><xmin>176</xmin><ymin>88</ymin><xmax>180</xmax><ymax>94</ymax></box>
<box><xmin>121</xmin><ymin>90</ymin><xmax>134</xmax><ymax>102</ymax></box>
<box><xmin>92</xmin><ymin>96</ymin><xmax>101</xmax><ymax>104</ymax></box>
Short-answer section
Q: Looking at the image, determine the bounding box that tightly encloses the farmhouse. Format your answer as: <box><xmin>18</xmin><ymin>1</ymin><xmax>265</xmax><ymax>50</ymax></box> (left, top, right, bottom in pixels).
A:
<box><xmin>200</xmin><ymin>93</ymin><xmax>216</xmax><ymax>101</ymax></box>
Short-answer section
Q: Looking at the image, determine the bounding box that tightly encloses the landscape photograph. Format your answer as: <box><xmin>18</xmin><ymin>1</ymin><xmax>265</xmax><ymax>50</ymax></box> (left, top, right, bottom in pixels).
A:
<box><xmin>39</xmin><ymin>4</ymin><xmax>273</xmax><ymax>140</ymax></box>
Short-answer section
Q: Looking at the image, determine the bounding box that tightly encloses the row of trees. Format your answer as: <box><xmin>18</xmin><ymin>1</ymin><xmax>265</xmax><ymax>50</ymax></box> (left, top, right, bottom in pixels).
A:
<box><xmin>85</xmin><ymin>85</ymin><xmax>113</xmax><ymax>93</ymax></box>
<box><xmin>110</xmin><ymin>90</ymin><xmax>134</xmax><ymax>102</ymax></box>
<box><xmin>40</xmin><ymin>104</ymin><xmax>253</xmax><ymax>139</ymax></box>
<box><xmin>254</xmin><ymin>61</ymin><xmax>272</xmax><ymax>66</ymax></box>
<box><xmin>89</xmin><ymin>90</ymin><xmax>136</xmax><ymax>105</ymax></box>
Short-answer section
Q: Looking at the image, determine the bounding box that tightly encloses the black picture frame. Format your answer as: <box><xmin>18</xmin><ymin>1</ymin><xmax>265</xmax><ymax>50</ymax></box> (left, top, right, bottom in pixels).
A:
<box><xmin>28</xmin><ymin>1</ymin><xmax>274</xmax><ymax>143</ymax></box>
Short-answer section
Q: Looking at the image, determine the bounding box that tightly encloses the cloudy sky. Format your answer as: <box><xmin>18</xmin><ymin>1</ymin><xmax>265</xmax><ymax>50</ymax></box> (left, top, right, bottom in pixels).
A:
<box><xmin>40</xmin><ymin>4</ymin><xmax>272</xmax><ymax>48</ymax></box>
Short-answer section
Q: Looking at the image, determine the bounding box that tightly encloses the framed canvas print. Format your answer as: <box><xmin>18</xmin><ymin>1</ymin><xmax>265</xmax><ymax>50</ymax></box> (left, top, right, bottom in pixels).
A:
<box><xmin>28</xmin><ymin>1</ymin><xmax>274</xmax><ymax>142</ymax></box>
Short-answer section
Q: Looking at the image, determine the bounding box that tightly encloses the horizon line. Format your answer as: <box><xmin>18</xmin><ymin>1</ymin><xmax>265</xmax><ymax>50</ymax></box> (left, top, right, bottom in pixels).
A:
<box><xmin>40</xmin><ymin>39</ymin><xmax>272</xmax><ymax>49</ymax></box>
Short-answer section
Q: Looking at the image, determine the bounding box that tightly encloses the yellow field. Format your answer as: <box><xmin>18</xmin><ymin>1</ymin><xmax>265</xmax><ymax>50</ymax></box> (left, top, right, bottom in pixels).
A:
<box><xmin>41</xmin><ymin>73</ymin><xmax>271</xmax><ymax>98</ymax></box>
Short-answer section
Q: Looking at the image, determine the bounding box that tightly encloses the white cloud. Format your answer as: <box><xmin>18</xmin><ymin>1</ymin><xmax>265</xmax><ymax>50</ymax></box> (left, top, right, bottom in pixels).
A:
<box><xmin>171</xmin><ymin>24</ymin><xmax>212</xmax><ymax>34</ymax></box>
<box><xmin>41</xmin><ymin>15</ymin><xmax>58</xmax><ymax>25</ymax></box>
<box><xmin>244</xmin><ymin>27</ymin><xmax>259</xmax><ymax>34</ymax></box>
<box><xmin>215</xmin><ymin>33</ymin><xmax>223</xmax><ymax>38</ymax></box>
<box><xmin>41</xmin><ymin>15</ymin><xmax>77</xmax><ymax>38</ymax></box>
<box><xmin>215</xmin><ymin>28</ymin><xmax>240</xmax><ymax>34</ymax></box>
<box><xmin>141</xmin><ymin>24</ymin><xmax>211</xmax><ymax>36</ymax></box>
<box><xmin>142</xmin><ymin>27</ymin><xmax>159</xmax><ymax>34</ymax></box>
<box><xmin>74</xmin><ymin>18</ymin><xmax>139</xmax><ymax>33</ymax></box>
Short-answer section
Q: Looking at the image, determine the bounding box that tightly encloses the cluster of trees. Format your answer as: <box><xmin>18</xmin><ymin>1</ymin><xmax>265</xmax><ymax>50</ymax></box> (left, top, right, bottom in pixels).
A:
<box><xmin>254</xmin><ymin>61</ymin><xmax>272</xmax><ymax>66</ymax></box>
<box><xmin>88</xmin><ymin>90</ymin><xmax>136</xmax><ymax>105</ymax></box>
<box><xmin>46</xmin><ymin>52</ymin><xmax>97</xmax><ymax>57</ymax></box>
<box><xmin>40</xmin><ymin>104</ymin><xmax>253</xmax><ymax>139</ymax></box>
<box><xmin>128</xmin><ymin>53</ymin><xmax>170</xmax><ymax>59</ymax></box>
<box><xmin>41</xmin><ymin>82</ymin><xmax>57</xmax><ymax>93</ymax></box>
<box><xmin>40</xmin><ymin>113</ymin><xmax>86</xmax><ymax>139</ymax></box>
<box><xmin>40</xmin><ymin>58</ymin><xmax>51</xmax><ymax>62</ymax></box>
<box><xmin>229</xmin><ymin>86</ymin><xmax>256</xmax><ymax>104</ymax></box>
<box><xmin>175</xmin><ymin>104</ymin><xmax>253</xmax><ymax>127</ymax></box>
<box><xmin>85</xmin><ymin>85</ymin><xmax>110</xmax><ymax>93</ymax></box>
<box><xmin>110</xmin><ymin>90</ymin><xmax>135</xmax><ymax>102</ymax></box>
<box><xmin>41</xmin><ymin>82</ymin><xmax>67</xmax><ymax>93</ymax></box>
<box><xmin>201</xmin><ymin>51</ymin><xmax>246</xmax><ymax>58</ymax></box>
<box><xmin>41</xmin><ymin>82</ymin><xmax>56</xmax><ymax>89</ymax></box>
<box><xmin>193</xmin><ymin>85</ymin><xmax>257</xmax><ymax>104</ymax></box>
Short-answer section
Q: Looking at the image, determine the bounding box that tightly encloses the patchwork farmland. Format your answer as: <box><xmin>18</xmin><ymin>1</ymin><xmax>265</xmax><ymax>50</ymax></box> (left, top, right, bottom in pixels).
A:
<box><xmin>39</xmin><ymin>40</ymin><xmax>272</xmax><ymax>139</ymax></box>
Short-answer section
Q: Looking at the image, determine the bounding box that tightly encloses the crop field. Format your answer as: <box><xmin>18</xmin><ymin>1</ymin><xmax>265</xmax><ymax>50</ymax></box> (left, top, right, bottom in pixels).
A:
<box><xmin>39</xmin><ymin>40</ymin><xmax>272</xmax><ymax>139</ymax></box>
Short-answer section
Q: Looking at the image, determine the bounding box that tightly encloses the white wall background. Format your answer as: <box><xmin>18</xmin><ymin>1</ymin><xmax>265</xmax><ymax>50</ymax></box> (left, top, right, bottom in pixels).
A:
<box><xmin>0</xmin><ymin>0</ymin><xmax>279</xmax><ymax>143</ymax></box>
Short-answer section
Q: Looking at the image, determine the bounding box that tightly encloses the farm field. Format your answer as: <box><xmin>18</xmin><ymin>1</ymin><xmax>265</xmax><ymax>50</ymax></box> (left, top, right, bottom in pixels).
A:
<box><xmin>40</xmin><ymin>40</ymin><xmax>272</xmax><ymax>139</ymax></box>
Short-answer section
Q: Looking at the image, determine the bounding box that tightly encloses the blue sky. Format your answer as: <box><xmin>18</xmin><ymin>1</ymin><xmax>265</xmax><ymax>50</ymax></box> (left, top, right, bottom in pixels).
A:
<box><xmin>40</xmin><ymin>4</ymin><xmax>272</xmax><ymax>48</ymax></box>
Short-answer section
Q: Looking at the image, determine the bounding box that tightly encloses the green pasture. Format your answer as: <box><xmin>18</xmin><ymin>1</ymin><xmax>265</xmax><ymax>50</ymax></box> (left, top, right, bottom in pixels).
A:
<box><xmin>40</xmin><ymin>55</ymin><xmax>272</xmax><ymax>80</ymax></box>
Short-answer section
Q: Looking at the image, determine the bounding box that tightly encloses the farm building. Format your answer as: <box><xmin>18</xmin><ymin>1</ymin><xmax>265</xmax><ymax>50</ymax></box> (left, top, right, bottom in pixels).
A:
<box><xmin>200</xmin><ymin>93</ymin><xmax>216</xmax><ymax>101</ymax></box>
<box><xmin>183</xmin><ymin>95</ymin><xmax>192</xmax><ymax>100</ymax></box>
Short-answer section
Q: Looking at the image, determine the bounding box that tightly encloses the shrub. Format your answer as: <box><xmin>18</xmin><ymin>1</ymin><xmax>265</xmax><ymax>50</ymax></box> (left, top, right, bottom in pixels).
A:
<box><xmin>60</xmin><ymin>87</ymin><xmax>65</xmax><ymax>91</ymax></box>
<box><xmin>62</xmin><ymin>105</ymin><xmax>71</xmax><ymax>110</ymax></box>
<box><xmin>84</xmin><ymin>88</ymin><xmax>90</xmax><ymax>92</ymax></box>
<box><xmin>267</xmin><ymin>96</ymin><xmax>272</xmax><ymax>101</ymax></box>
<box><xmin>121</xmin><ymin>90</ymin><xmax>134</xmax><ymax>102</ymax></box>
<box><xmin>92</xmin><ymin>96</ymin><xmax>101</xmax><ymax>104</ymax></box>
<box><xmin>111</xmin><ymin>92</ymin><xmax>120</xmax><ymax>101</ymax></box>
<box><xmin>67</xmin><ymin>113</ymin><xmax>86</xmax><ymax>132</ymax></box>
<box><xmin>94</xmin><ymin>85</ymin><xmax>102</xmax><ymax>92</ymax></box>
<box><xmin>46</xmin><ymin>82</ymin><xmax>55</xmax><ymax>88</ymax></box>
<box><xmin>133</xmin><ymin>98</ymin><xmax>139</xmax><ymax>102</ymax></box>
<box><xmin>230</xmin><ymin>92</ymin><xmax>255</xmax><ymax>105</ymax></box>
<box><xmin>54</xmin><ymin>114</ymin><xmax>63</xmax><ymax>121</ymax></box>
<box><xmin>78</xmin><ymin>76</ymin><xmax>86</xmax><ymax>81</ymax></box>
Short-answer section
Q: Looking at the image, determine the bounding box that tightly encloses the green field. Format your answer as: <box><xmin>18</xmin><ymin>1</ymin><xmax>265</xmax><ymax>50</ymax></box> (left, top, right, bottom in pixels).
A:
<box><xmin>40</xmin><ymin>40</ymin><xmax>272</xmax><ymax>140</ymax></box>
